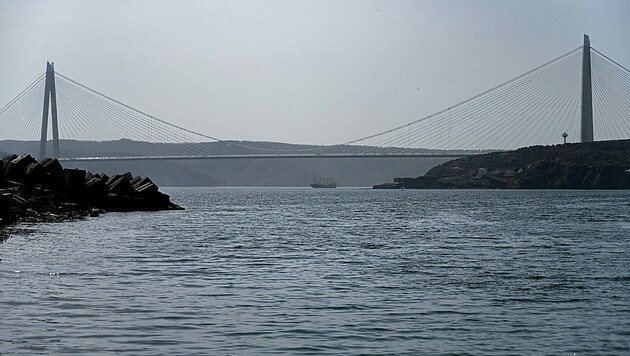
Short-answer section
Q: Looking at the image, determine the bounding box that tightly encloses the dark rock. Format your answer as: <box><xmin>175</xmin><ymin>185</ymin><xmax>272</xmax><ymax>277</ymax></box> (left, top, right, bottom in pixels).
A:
<box><xmin>0</xmin><ymin>154</ymin><xmax>184</xmax><ymax>226</ymax></box>
<box><xmin>2</xmin><ymin>154</ymin><xmax>17</xmax><ymax>168</ymax></box>
<box><xmin>64</xmin><ymin>169</ymin><xmax>86</xmax><ymax>192</ymax></box>
<box><xmin>8</xmin><ymin>192</ymin><xmax>30</xmax><ymax>206</ymax></box>
<box><xmin>122</xmin><ymin>172</ymin><xmax>133</xmax><ymax>181</ymax></box>
<box><xmin>102</xmin><ymin>193</ymin><xmax>146</xmax><ymax>212</ymax></box>
<box><xmin>24</xmin><ymin>162</ymin><xmax>46</xmax><ymax>184</ymax></box>
<box><xmin>107</xmin><ymin>175</ymin><xmax>134</xmax><ymax>195</ymax></box>
<box><xmin>374</xmin><ymin>176</ymin><xmax>440</xmax><ymax>189</ymax></box>
<box><xmin>135</xmin><ymin>181</ymin><xmax>159</xmax><ymax>195</ymax></box>
<box><xmin>4</xmin><ymin>154</ymin><xmax>37</xmax><ymax>181</ymax></box>
<box><xmin>89</xmin><ymin>208</ymin><xmax>103</xmax><ymax>217</ymax></box>
<box><xmin>372</xmin><ymin>182</ymin><xmax>399</xmax><ymax>189</ymax></box>
<box><xmin>105</xmin><ymin>174</ymin><xmax>122</xmax><ymax>187</ymax></box>
<box><xmin>0</xmin><ymin>192</ymin><xmax>15</xmax><ymax>225</ymax></box>
<box><xmin>132</xmin><ymin>176</ymin><xmax>154</xmax><ymax>189</ymax></box>
<box><xmin>85</xmin><ymin>176</ymin><xmax>107</xmax><ymax>199</ymax></box>
<box><xmin>129</xmin><ymin>176</ymin><xmax>143</xmax><ymax>188</ymax></box>
<box><xmin>40</xmin><ymin>158</ymin><xmax>64</xmax><ymax>177</ymax></box>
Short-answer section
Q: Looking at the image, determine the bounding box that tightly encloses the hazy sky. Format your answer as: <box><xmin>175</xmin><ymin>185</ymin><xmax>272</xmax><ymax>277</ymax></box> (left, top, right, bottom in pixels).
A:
<box><xmin>1</xmin><ymin>0</ymin><xmax>629</xmax><ymax>145</ymax></box>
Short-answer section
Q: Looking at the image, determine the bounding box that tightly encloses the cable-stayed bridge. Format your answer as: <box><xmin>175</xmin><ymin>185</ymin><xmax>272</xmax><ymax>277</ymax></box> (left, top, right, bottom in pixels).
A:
<box><xmin>1</xmin><ymin>35</ymin><xmax>629</xmax><ymax>162</ymax></box>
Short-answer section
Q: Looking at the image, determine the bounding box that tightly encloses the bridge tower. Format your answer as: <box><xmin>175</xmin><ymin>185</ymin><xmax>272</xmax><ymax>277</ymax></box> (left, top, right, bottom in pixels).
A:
<box><xmin>40</xmin><ymin>62</ymin><xmax>60</xmax><ymax>159</ymax></box>
<box><xmin>581</xmin><ymin>34</ymin><xmax>593</xmax><ymax>142</ymax></box>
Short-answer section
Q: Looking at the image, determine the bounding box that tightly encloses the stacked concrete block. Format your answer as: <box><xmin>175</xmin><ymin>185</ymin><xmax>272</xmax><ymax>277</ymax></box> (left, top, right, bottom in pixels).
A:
<box><xmin>0</xmin><ymin>155</ymin><xmax>183</xmax><ymax>218</ymax></box>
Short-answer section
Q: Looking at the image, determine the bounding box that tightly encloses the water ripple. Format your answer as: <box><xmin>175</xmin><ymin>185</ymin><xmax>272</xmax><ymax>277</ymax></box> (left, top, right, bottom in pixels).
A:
<box><xmin>1</xmin><ymin>188</ymin><xmax>629</xmax><ymax>354</ymax></box>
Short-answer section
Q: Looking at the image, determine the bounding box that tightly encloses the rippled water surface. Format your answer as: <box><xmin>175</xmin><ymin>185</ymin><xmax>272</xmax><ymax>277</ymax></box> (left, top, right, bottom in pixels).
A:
<box><xmin>1</xmin><ymin>188</ymin><xmax>630</xmax><ymax>355</ymax></box>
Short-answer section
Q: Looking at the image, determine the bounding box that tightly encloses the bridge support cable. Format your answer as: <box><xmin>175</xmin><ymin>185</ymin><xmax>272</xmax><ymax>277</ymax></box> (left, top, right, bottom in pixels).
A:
<box><xmin>592</xmin><ymin>66</ymin><xmax>616</xmax><ymax>138</ymax></box>
<box><xmin>421</xmin><ymin>49</ymin><xmax>580</xmax><ymax>148</ymax></box>
<box><xmin>341</xmin><ymin>47</ymin><xmax>584</xmax><ymax>151</ymax></box>
<box><xmin>347</xmin><ymin>47</ymin><xmax>584</xmax><ymax>152</ymax></box>
<box><xmin>0</xmin><ymin>74</ymin><xmax>45</xmax><ymax>116</ymax></box>
<box><xmin>593</xmin><ymin>50</ymin><xmax>630</xmax><ymax>137</ymax></box>
<box><xmin>56</xmin><ymin>81</ymin><xmax>168</xmax><ymax>157</ymax></box>
<box><xmin>55</xmin><ymin>78</ymin><xmax>189</xmax><ymax>157</ymax></box>
<box><xmin>49</xmin><ymin>72</ymin><xmax>342</xmax><ymax>157</ymax></box>
<box><xmin>591</xmin><ymin>50</ymin><xmax>630</xmax><ymax>140</ymax></box>
<box><xmin>55</xmin><ymin>73</ymin><xmax>221</xmax><ymax>158</ymax></box>
<box><xmin>54</xmin><ymin>73</ymin><xmax>223</xmax><ymax>142</ymax></box>
<box><xmin>416</xmin><ymin>53</ymin><xmax>580</xmax><ymax>149</ymax></box>
<box><xmin>0</xmin><ymin>74</ymin><xmax>47</xmax><ymax>143</ymax></box>
<box><xmin>56</xmin><ymin>74</ymin><xmax>191</xmax><ymax>143</ymax></box>
<box><xmin>503</xmin><ymin>57</ymin><xmax>582</xmax><ymax>148</ymax></box>
<box><xmin>52</xmin><ymin>72</ymin><xmax>353</xmax><ymax>157</ymax></box>
<box><xmin>53</xmin><ymin>73</ymin><xmax>233</xmax><ymax>158</ymax></box>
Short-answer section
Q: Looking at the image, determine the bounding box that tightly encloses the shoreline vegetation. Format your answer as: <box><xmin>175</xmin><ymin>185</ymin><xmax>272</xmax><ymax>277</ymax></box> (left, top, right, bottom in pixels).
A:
<box><xmin>374</xmin><ymin>139</ymin><xmax>630</xmax><ymax>189</ymax></box>
<box><xmin>0</xmin><ymin>154</ymin><xmax>183</xmax><ymax>226</ymax></box>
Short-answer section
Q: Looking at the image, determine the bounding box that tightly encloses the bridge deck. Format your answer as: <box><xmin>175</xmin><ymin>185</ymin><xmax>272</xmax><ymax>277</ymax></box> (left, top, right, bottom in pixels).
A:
<box><xmin>59</xmin><ymin>152</ymin><xmax>482</xmax><ymax>162</ymax></box>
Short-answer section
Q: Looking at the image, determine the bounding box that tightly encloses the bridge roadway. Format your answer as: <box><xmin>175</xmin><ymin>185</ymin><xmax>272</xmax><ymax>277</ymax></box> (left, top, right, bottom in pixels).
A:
<box><xmin>58</xmin><ymin>151</ymin><xmax>484</xmax><ymax>162</ymax></box>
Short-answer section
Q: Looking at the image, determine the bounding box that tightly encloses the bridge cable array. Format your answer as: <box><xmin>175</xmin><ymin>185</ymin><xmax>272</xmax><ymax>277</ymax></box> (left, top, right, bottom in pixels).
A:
<box><xmin>1</xmin><ymin>45</ymin><xmax>629</xmax><ymax>159</ymax></box>
<box><xmin>347</xmin><ymin>47</ymin><xmax>584</xmax><ymax>152</ymax></box>
<box><xmin>355</xmin><ymin>46</ymin><xmax>629</xmax><ymax>152</ymax></box>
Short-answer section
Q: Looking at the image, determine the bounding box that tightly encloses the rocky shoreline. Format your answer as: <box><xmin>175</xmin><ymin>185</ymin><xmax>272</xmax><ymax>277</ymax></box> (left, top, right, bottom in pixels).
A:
<box><xmin>374</xmin><ymin>140</ymin><xmax>630</xmax><ymax>189</ymax></box>
<box><xmin>0</xmin><ymin>154</ymin><xmax>182</xmax><ymax>226</ymax></box>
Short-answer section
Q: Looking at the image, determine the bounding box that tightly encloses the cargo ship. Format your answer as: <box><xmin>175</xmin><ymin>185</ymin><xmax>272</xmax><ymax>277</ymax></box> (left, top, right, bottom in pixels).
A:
<box><xmin>310</xmin><ymin>176</ymin><xmax>337</xmax><ymax>188</ymax></box>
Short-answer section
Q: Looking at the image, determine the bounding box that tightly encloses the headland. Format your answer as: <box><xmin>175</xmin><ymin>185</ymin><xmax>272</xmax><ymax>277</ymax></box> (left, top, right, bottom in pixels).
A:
<box><xmin>374</xmin><ymin>139</ymin><xmax>630</xmax><ymax>189</ymax></box>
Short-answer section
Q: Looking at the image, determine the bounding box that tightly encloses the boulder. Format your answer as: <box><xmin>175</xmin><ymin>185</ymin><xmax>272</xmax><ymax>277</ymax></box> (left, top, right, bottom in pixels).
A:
<box><xmin>4</xmin><ymin>154</ymin><xmax>37</xmax><ymax>181</ymax></box>
<box><xmin>135</xmin><ymin>181</ymin><xmax>159</xmax><ymax>195</ymax></box>
<box><xmin>64</xmin><ymin>169</ymin><xmax>86</xmax><ymax>193</ymax></box>
<box><xmin>39</xmin><ymin>158</ymin><xmax>64</xmax><ymax>177</ymax></box>
<box><xmin>101</xmin><ymin>193</ymin><xmax>146</xmax><ymax>212</ymax></box>
<box><xmin>129</xmin><ymin>176</ymin><xmax>143</xmax><ymax>188</ymax></box>
<box><xmin>2</xmin><ymin>154</ymin><xmax>17</xmax><ymax>168</ymax></box>
<box><xmin>0</xmin><ymin>154</ymin><xmax>184</xmax><ymax>224</ymax></box>
<box><xmin>122</xmin><ymin>172</ymin><xmax>133</xmax><ymax>181</ymax></box>
<box><xmin>85</xmin><ymin>175</ymin><xmax>107</xmax><ymax>199</ymax></box>
<box><xmin>106</xmin><ymin>175</ymin><xmax>134</xmax><ymax>196</ymax></box>
<box><xmin>0</xmin><ymin>192</ymin><xmax>15</xmax><ymax>225</ymax></box>
<box><xmin>24</xmin><ymin>162</ymin><xmax>46</xmax><ymax>184</ymax></box>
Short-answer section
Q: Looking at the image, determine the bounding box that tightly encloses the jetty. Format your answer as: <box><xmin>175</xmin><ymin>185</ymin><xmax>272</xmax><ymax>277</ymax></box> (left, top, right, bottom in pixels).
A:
<box><xmin>0</xmin><ymin>154</ymin><xmax>182</xmax><ymax>225</ymax></box>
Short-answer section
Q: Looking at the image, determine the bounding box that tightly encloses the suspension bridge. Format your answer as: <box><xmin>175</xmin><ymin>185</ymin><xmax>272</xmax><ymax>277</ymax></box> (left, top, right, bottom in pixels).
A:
<box><xmin>1</xmin><ymin>35</ymin><xmax>629</xmax><ymax>162</ymax></box>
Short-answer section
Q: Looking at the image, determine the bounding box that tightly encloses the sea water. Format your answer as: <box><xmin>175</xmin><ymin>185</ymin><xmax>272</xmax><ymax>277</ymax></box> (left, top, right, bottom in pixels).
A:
<box><xmin>1</xmin><ymin>188</ymin><xmax>629</xmax><ymax>355</ymax></box>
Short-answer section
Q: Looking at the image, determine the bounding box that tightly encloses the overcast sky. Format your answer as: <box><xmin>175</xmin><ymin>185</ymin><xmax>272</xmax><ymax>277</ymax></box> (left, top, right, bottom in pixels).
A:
<box><xmin>1</xmin><ymin>0</ymin><xmax>629</xmax><ymax>145</ymax></box>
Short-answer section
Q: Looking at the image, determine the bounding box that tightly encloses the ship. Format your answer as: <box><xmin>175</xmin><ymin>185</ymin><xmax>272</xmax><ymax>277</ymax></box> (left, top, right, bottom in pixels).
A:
<box><xmin>310</xmin><ymin>176</ymin><xmax>337</xmax><ymax>188</ymax></box>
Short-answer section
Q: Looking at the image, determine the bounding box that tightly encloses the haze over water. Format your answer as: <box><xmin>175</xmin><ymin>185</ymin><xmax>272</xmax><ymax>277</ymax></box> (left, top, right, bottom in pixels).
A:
<box><xmin>1</xmin><ymin>188</ymin><xmax>629</xmax><ymax>354</ymax></box>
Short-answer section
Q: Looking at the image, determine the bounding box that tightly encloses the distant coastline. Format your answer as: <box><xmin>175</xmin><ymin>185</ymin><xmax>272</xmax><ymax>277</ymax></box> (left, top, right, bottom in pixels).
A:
<box><xmin>0</xmin><ymin>140</ymin><xmax>448</xmax><ymax>187</ymax></box>
<box><xmin>374</xmin><ymin>139</ymin><xmax>630</xmax><ymax>189</ymax></box>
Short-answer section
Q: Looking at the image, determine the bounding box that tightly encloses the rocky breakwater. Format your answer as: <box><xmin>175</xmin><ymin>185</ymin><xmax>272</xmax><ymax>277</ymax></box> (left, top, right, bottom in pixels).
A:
<box><xmin>374</xmin><ymin>139</ymin><xmax>630</xmax><ymax>189</ymax></box>
<box><xmin>0</xmin><ymin>154</ymin><xmax>183</xmax><ymax>225</ymax></box>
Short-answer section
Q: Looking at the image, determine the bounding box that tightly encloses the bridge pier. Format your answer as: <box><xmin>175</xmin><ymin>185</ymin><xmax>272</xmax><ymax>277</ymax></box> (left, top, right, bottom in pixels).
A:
<box><xmin>581</xmin><ymin>34</ymin><xmax>593</xmax><ymax>142</ymax></box>
<box><xmin>40</xmin><ymin>62</ymin><xmax>60</xmax><ymax>160</ymax></box>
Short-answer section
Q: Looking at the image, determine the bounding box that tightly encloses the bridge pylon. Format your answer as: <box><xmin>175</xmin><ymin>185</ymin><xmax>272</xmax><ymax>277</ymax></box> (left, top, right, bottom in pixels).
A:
<box><xmin>581</xmin><ymin>34</ymin><xmax>593</xmax><ymax>142</ymax></box>
<box><xmin>40</xmin><ymin>62</ymin><xmax>60</xmax><ymax>159</ymax></box>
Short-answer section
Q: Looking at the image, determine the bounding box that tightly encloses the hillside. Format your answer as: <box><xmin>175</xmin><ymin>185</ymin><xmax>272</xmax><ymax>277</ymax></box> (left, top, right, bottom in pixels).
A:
<box><xmin>374</xmin><ymin>140</ymin><xmax>630</xmax><ymax>189</ymax></box>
